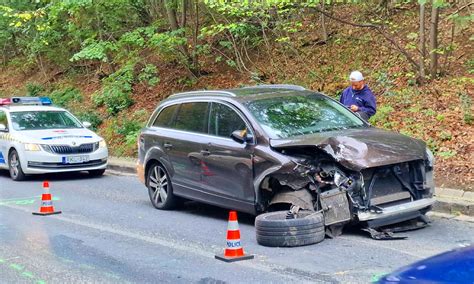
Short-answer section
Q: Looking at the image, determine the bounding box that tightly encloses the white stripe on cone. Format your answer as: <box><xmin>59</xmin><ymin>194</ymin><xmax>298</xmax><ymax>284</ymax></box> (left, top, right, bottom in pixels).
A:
<box><xmin>227</xmin><ymin>220</ymin><xmax>239</xmax><ymax>231</ymax></box>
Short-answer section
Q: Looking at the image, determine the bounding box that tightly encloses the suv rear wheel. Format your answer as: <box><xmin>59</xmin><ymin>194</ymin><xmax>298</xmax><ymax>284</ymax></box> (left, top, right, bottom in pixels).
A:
<box><xmin>147</xmin><ymin>163</ymin><xmax>177</xmax><ymax>210</ymax></box>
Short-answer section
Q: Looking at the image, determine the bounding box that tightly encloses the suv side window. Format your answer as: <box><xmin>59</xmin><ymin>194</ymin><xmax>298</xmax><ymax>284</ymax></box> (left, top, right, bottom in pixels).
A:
<box><xmin>153</xmin><ymin>104</ymin><xmax>178</xmax><ymax>128</ymax></box>
<box><xmin>173</xmin><ymin>102</ymin><xmax>209</xmax><ymax>133</ymax></box>
<box><xmin>0</xmin><ymin>111</ymin><xmax>7</xmax><ymax>130</ymax></box>
<box><xmin>209</xmin><ymin>103</ymin><xmax>248</xmax><ymax>138</ymax></box>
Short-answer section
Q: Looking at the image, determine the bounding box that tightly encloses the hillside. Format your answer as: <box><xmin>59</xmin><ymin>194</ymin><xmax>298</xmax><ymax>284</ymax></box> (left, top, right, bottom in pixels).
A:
<box><xmin>0</xmin><ymin>1</ymin><xmax>473</xmax><ymax>189</ymax></box>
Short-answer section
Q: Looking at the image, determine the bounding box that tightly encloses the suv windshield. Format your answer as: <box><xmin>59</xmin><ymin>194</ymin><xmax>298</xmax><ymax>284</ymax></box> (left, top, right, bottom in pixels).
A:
<box><xmin>246</xmin><ymin>94</ymin><xmax>365</xmax><ymax>138</ymax></box>
<box><xmin>10</xmin><ymin>111</ymin><xmax>82</xmax><ymax>131</ymax></box>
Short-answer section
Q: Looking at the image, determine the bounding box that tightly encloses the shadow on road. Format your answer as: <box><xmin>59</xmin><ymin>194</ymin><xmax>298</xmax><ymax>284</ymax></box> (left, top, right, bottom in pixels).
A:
<box><xmin>0</xmin><ymin>169</ymin><xmax>106</xmax><ymax>182</ymax></box>
<box><xmin>179</xmin><ymin>200</ymin><xmax>257</xmax><ymax>226</ymax></box>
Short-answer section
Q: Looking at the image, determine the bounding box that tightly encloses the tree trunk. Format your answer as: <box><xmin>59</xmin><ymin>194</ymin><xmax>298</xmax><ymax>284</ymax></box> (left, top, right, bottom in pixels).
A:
<box><xmin>192</xmin><ymin>0</ymin><xmax>199</xmax><ymax>71</ymax></box>
<box><xmin>419</xmin><ymin>2</ymin><xmax>426</xmax><ymax>79</ymax></box>
<box><xmin>429</xmin><ymin>1</ymin><xmax>440</xmax><ymax>77</ymax></box>
<box><xmin>320</xmin><ymin>1</ymin><xmax>328</xmax><ymax>42</ymax></box>
<box><xmin>181</xmin><ymin>0</ymin><xmax>187</xmax><ymax>29</ymax></box>
<box><xmin>165</xmin><ymin>0</ymin><xmax>180</xmax><ymax>31</ymax></box>
<box><xmin>165</xmin><ymin>0</ymin><xmax>197</xmax><ymax>78</ymax></box>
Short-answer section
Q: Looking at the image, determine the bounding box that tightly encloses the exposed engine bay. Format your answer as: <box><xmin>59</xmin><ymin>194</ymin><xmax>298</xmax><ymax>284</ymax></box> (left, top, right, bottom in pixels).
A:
<box><xmin>258</xmin><ymin>146</ymin><xmax>435</xmax><ymax>239</ymax></box>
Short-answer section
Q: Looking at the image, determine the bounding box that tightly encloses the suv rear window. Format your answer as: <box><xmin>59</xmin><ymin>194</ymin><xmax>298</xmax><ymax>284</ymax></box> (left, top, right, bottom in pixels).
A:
<box><xmin>173</xmin><ymin>102</ymin><xmax>208</xmax><ymax>133</ymax></box>
<box><xmin>153</xmin><ymin>104</ymin><xmax>178</xmax><ymax>127</ymax></box>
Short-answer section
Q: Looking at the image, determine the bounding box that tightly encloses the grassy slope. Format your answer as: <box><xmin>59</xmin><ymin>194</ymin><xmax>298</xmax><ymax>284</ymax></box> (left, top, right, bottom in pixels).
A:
<box><xmin>0</xmin><ymin>4</ymin><xmax>472</xmax><ymax>189</ymax></box>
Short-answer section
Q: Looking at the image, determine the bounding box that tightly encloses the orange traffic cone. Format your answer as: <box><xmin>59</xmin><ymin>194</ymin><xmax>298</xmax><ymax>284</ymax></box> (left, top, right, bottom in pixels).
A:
<box><xmin>33</xmin><ymin>181</ymin><xmax>62</xmax><ymax>216</ymax></box>
<box><xmin>215</xmin><ymin>210</ymin><xmax>254</xmax><ymax>262</ymax></box>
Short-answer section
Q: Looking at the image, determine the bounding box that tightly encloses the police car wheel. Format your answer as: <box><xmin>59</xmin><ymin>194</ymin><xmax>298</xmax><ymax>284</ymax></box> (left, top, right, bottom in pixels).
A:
<box><xmin>89</xmin><ymin>169</ymin><xmax>106</xmax><ymax>177</ymax></box>
<box><xmin>8</xmin><ymin>149</ymin><xmax>26</xmax><ymax>181</ymax></box>
<box><xmin>147</xmin><ymin>163</ymin><xmax>176</xmax><ymax>210</ymax></box>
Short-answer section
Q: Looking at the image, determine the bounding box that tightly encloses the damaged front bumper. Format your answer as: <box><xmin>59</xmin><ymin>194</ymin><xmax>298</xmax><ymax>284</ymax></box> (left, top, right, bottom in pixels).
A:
<box><xmin>357</xmin><ymin>198</ymin><xmax>435</xmax><ymax>223</ymax></box>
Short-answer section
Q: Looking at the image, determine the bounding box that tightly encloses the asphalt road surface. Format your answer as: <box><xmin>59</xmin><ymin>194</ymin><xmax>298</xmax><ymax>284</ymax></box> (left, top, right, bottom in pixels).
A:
<box><xmin>1</xmin><ymin>170</ymin><xmax>473</xmax><ymax>284</ymax></box>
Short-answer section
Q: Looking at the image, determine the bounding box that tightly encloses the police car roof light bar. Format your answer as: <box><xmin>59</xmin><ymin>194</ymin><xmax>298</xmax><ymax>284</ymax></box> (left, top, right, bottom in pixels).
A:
<box><xmin>10</xmin><ymin>97</ymin><xmax>53</xmax><ymax>106</ymax></box>
<box><xmin>0</xmin><ymin>98</ymin><xmax>12</xmax><ymax>106</ymax></box>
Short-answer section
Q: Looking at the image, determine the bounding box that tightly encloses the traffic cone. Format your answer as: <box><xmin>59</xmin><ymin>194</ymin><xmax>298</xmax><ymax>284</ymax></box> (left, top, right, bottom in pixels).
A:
<box><xmin>215</xmin><ymin>211</ymin><xmax>254</xmax><ymax>262</ymax></box>
<box><xmin>32</xmin><ymin>181</ymin><xmax>62</xmax><ymax>216</ymax></box>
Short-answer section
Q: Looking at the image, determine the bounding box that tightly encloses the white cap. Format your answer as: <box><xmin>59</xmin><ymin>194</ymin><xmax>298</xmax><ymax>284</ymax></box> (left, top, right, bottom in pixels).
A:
<box><xmin>349</xmin><ymin>71</ymin><xmax>364</xmax><ymax>82</ymax></box>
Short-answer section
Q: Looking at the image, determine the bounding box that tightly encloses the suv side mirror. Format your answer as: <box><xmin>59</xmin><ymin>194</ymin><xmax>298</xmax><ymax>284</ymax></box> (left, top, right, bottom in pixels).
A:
<box><xmin>83</xmin><ymin>121</ymin><xmax>92</xmax><ymax>128</ymax></box>
<box><xmin>231</xmin><ymin>129</ymin><xmax>253</xmax><ymax>144</ymax></box>
<box><xmin>0</xmin><ymin>123</ymin><xmax>7</xmax><ymax>132</ymax></box>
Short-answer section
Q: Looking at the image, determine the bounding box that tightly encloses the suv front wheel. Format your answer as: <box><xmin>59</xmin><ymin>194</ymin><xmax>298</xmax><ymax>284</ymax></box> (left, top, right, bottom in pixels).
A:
<box><xmin>147</xmin><ymin>163</ymin><xmax>177</xmax><ymax>210</ymax></box>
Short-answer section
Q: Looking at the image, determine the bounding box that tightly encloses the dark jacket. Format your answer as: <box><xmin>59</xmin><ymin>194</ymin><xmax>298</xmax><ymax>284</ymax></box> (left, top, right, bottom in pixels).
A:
<box><xmin>339</xmin><ymin>85</ymin><xmax>376</xmax><ymax>118</ymax></box>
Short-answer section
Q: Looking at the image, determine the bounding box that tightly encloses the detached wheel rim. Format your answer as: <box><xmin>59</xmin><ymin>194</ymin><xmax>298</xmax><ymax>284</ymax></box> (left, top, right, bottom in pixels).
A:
<box><xmin>10</xmin><ymin>152</ymin><xmax>19</xmax><ymax>178</ymax></box>
<box><xmin>149</xmin><ymin>165</ymin><xmax>168</xmax><ymax>205</ymax></box>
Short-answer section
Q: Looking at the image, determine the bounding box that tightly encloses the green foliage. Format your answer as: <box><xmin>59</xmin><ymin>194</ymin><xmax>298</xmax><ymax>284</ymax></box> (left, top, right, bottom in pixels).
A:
<box><xmin>369</xmin><ymin>105</ymin><xmax>394</xmax><ymax>128</ymax></box>
<box><xmin>459</xmin><ymin>92</ymin><xmax>473</xmax><ymax>125</ymax></box>
<box><xmin>138</xmin><ymin>64</ymin><xmax>160</xmax><ymax>87</ymax></box>
<box><xmin>71</xmin><ymin>40</ymin><xmax>118</xmax><ymax>62</ymax></box>
<box><xmin>148</xmin><ymin>29</ymin><xmax>188</xmax><ymax>63</ymax></box>
<box><xmin>437</xmin><ymin>150</ymin><xmax>457</xmax><ymax>159</ymax></box>
<box><xmin>466</xmin><ymin>59</ymin><xmax>474</xmax><ymax>74</ymax></box>
<box><xmin>49</xmin><ymin>87</ymin><xmax>82</xmax><ymax>107</ymax></box>
<box><xmin>438</xmin><ymin>130</ymin><xmax>452</xmax><ymax>141</ymax></box>
<box><xmin>116</xmin><ymin>110</ymin><xmax>148</xmax><ymax>147</ymax></box>
<box><xmin>25</xmin><ymin>83</ymin><xmax>44</xmax><ymax>97</ymax></box>
<box><xmin>74</xmin><ymin>111</ymin><xmax>103</xmax><ymax>131</ymax></box>
<box><xmin>374</xmin><ymin>71</ymin><xmax>396</xmax><ymax>96</ymax></box>
<box><xmin>93</xmin><ymin>63</ymin><xmax>135</xmax><ymax>115</ymax></box>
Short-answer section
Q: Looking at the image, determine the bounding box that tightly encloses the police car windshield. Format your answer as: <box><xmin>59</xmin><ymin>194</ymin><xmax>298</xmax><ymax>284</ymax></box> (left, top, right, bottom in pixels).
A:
<box><xmin>10</xmin><ymin>111</ymin><xmax>82</xmax><ymax>131</ymax></box>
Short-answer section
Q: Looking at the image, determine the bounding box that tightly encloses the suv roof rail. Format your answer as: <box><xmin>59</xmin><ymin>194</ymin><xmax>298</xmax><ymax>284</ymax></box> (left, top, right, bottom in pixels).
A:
<box><xmin>244</xmin><ymin>84</ymin><xmax>306</xmax><ymax>91</ymax></box>
<box><xmin>169</xmin><ymin>90</ymin><xmax>236</xmax><ymax>98</ymax></box>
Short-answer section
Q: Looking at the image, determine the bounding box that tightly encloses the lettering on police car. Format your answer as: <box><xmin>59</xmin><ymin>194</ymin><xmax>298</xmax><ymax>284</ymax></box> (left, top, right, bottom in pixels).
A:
<box><xmin>41</xmin><ymin>135</ymin><xmax>93</xmax><ymax>140</ymax></box>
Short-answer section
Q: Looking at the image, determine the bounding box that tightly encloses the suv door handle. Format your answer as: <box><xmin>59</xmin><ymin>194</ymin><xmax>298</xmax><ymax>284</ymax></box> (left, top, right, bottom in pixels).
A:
<box><xmin>164</xmin><ymin>142</ymin><xmax>173</xmax><ymax>149</ymax></box>
<box><xmin>200</xmin><ymin>150</ymin><xmax>210</xmax><ymax>156</ymax></box>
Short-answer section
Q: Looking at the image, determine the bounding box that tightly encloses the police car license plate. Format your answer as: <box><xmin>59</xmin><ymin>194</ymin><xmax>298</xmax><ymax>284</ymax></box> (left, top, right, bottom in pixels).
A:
<box><xmin>63</xmin><ymin>155</ymin><xmax>89</xmax><ymax>164</ymax></box>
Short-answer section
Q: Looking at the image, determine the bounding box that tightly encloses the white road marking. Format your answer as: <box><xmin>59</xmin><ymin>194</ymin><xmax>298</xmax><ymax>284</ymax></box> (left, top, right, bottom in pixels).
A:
<box><xmin>2</xmin><ymin>203</ymin><xmax>330</xmax><ymax>283</ymax></box>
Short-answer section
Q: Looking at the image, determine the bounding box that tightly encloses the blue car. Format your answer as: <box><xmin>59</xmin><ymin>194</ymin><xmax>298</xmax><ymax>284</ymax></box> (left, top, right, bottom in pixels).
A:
<box><xmin>378</xmin><ymin>245</ymin><xmax>474</xmax><ymax>283</ymax></box>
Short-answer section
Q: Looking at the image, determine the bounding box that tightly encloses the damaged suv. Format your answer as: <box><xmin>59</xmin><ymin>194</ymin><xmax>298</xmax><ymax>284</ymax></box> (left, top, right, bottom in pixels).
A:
<box><xmin>137</xmin><ymin>85</ymin><xmax>435</xmax><ymax>246</ymax></box>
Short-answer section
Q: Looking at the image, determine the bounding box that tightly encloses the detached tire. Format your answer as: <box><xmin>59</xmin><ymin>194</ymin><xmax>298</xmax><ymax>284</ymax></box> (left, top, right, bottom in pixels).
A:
<box><xmin>255</xmin><ymin>211</ymin><xmax>325</xmax><ymax>247</ymax></box>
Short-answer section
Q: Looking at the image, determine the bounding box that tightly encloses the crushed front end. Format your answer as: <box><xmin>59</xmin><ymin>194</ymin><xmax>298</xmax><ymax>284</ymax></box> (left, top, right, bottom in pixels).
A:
<box><xmin>258</xmin><ymin>143</ymin><xmax>435</xmax><ymax>239</ymax></box>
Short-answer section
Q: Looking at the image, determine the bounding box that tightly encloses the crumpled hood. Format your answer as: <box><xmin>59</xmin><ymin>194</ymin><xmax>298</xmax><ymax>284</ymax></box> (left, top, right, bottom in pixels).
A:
<box><xmin>16</xmin><ymin>129</ymin><xmax>100</xmax><ymax>145</ymax></box>
<box><xmin>270</xmin><ymin>127</ymin><xmax>427</xmax><ymax>170</ymax></box>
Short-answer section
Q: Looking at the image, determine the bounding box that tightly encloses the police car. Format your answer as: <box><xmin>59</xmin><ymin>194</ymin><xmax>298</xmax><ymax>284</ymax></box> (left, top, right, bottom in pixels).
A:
<box><xmin>0</xmin><ymin>97</ymin><xmax>108</xmax><ymax>181</ymax></box>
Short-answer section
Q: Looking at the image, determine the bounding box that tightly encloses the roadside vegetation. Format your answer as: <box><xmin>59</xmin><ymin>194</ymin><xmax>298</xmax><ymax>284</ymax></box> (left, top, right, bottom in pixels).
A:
<box><xmin>0</xmin><ymin>0</ymin><xmax>472</xmax><ymax>189</ymax></box>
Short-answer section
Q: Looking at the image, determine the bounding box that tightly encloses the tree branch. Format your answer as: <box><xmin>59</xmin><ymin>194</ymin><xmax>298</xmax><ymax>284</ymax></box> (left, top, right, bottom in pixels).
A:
<box><xmin>307</xmin><ymin>6</ymin><xmax>420</xmax><ymax>70</ymax></box>
<box><xmin>445</xmin><ymin>1</ymin><xmax>474</xmax><ymax>19</ymax></box>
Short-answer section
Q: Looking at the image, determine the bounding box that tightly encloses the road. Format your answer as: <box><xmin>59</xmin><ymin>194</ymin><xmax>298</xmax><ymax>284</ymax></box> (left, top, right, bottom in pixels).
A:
<box><xmin>1</xmin><ymin>170</ymin><xmax>473</xmax><ymax>284</ymax></box>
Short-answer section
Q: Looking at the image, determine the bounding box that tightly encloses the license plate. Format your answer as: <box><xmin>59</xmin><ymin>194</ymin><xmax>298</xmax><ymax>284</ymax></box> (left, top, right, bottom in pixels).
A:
<box><xmin>63</xmin><ymin>155</ymin><xmax>89</xmax><ymax>164</ymax></box>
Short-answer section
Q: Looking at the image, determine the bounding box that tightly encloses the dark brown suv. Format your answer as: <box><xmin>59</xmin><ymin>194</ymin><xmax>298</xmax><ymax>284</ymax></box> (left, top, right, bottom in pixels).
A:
<box><xmin>137</xmin><ymin>85</ymin><xmax>435</xmax><ymax>242</ymax></box>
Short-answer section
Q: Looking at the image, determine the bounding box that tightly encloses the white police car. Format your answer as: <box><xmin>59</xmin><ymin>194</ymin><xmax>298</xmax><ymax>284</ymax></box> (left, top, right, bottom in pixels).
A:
<box><xmin>0</xmin><ymin>97</ymin><xmax>108</xmax><ymax>181</ymax></box>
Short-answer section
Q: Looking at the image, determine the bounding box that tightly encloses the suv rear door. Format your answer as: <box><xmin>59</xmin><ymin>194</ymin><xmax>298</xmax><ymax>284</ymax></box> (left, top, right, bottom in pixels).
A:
<box><xmin>150</xmin><ymin>102</ymin><xmax>210</xmax><ymax>196</ymax></box>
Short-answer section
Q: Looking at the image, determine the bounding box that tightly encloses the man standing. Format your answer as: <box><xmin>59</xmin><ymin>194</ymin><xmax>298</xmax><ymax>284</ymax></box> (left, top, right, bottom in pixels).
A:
<box><xmin>340</xmin><ymin>71</ymin><xmax>376</xmax><ymax>120</ymax></box>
